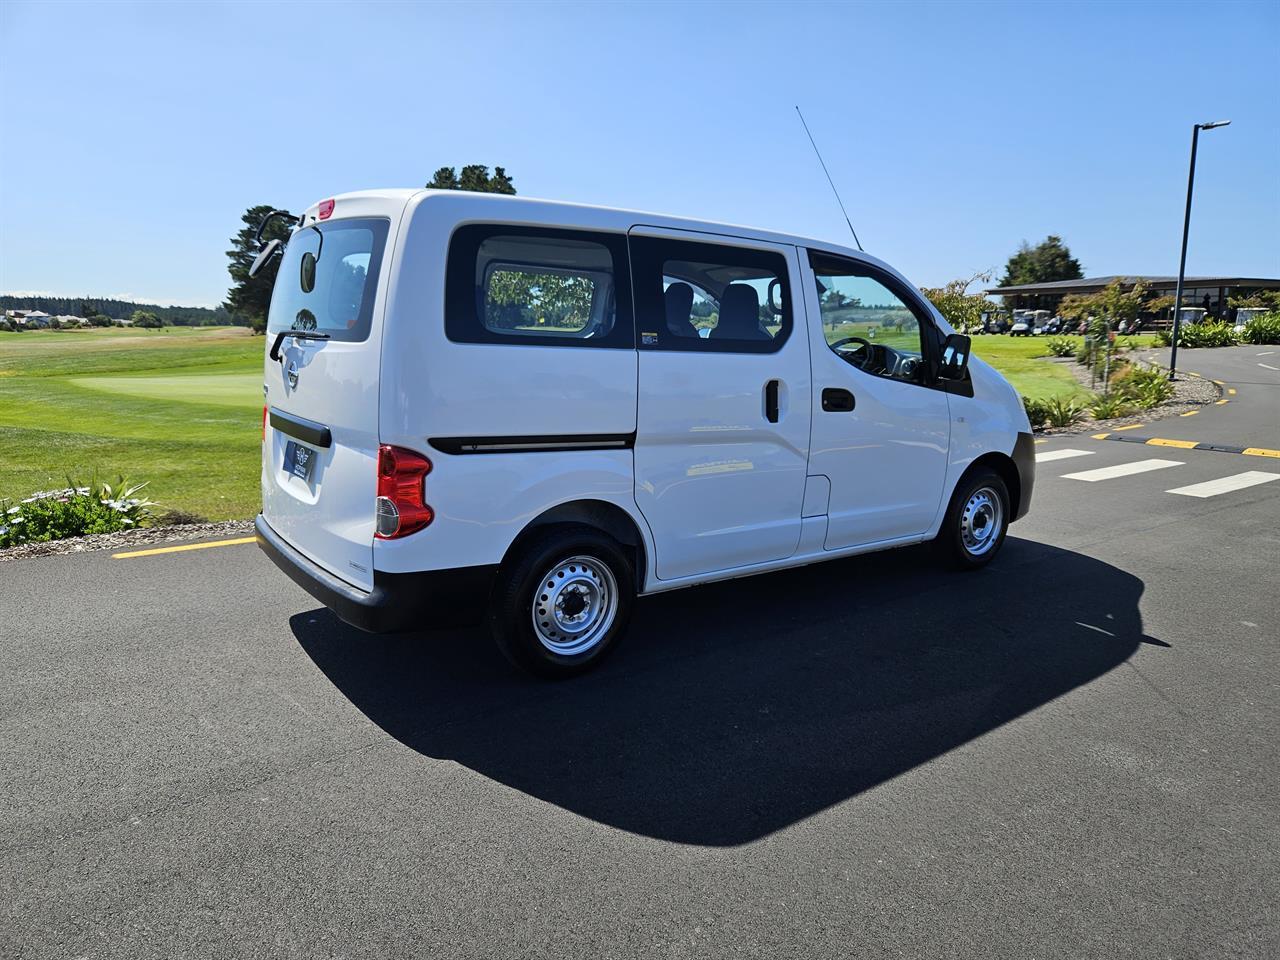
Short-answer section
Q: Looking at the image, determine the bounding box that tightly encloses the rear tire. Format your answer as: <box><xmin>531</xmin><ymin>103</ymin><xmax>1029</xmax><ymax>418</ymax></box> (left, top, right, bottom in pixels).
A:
<box><xmin>934</xmin><ymin>468</ymin><xmax>1010</xmax><ymax>570</ymax></box>
<box><xmin>488</xmin><ymin>525</ymin><xmax>636</xmax><ymax>679</ymax></box>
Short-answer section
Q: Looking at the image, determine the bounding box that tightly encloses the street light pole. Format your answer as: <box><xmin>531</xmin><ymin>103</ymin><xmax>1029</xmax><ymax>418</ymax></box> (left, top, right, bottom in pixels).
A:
<box><xmin>1169</xmin><ymin>120</ymin><xmax>1230</xmax><ymax>381</ymax></box>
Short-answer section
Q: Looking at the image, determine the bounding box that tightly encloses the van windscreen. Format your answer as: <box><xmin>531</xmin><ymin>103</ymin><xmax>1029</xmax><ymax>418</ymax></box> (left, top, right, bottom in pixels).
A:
<box><xmin>267</xmin><ymin>218</ymin><xmax>390</xmax><ymax>342</ymax></box>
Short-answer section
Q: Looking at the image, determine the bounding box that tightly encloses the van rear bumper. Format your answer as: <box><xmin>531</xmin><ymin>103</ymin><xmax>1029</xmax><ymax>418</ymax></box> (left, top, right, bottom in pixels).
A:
<box><xmin>254</xmin><ymin>514</ymin><xmax>496</xmax><ymax>633</ymax></box>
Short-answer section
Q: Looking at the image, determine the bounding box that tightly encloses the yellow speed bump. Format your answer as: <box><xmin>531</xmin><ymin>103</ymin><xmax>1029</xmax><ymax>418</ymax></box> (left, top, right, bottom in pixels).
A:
<box><xmin>1180</xmin><ymin>410</ymin><xmax>1200</xmax><ymax>416</ymax></box>
<box><xmin>1146</xmin><ymin>438</ymin><xmax>1199</xmax><ymax>449</ymax></box>
<box><xmin>113</xmin><ymin>537</ymin><xmax>257</xmax><ymax>559</ymax></box>
<box><xmin>1114</xmin><ymin>423</ymin><xmax>1146</xmax><ymax>431</ymax></box>
<box><xmin>1243</xmin><ymin>448</ymin><xmax>1280</xmax><ymax>459</ymax></box>
<box><xmin>1228</xmin><ymin>388</ymin><xmax>1237</xmax><ymax>395</ymax></box>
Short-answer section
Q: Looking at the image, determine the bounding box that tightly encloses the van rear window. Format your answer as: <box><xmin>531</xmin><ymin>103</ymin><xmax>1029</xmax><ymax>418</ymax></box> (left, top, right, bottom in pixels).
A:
<box><xmin>267</xmin><ymin>218</ymin><xmax>389</xmax><ymax>342</ymax></box>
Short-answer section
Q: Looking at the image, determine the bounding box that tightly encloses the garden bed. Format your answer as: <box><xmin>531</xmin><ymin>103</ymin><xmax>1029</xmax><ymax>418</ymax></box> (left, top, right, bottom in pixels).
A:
<box><xmin>1033</xmin><ymin>357</ymin><xmax>1220</xmax><ymax>435</ymax></box>
<box><xmin>0</xmin><ymin>518</ymin><xmax>254</xmax><ymax>563</ymax></box>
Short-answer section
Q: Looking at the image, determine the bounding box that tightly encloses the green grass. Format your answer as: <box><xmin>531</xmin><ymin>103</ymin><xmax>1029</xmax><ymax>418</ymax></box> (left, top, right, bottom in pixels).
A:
<box><xmin>970</xmin><ymin>334</ymin><xmax>1158</xmax><ymax>402</ymax></box>
<box><xmin>0</xmin><ymin>327</ymin><xmax>263</xmax><ymax>520</ymax></box>
<box><xmin>0</xmin><ymin>324</ymin><xmax>1160</xmax><ymax>523</ymax></box>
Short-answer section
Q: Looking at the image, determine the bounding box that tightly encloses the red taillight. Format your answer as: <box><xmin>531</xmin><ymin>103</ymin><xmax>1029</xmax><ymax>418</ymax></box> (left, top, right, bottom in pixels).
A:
<box><xmin>262</xmin><ymin>405</ymin><xmax>268</xmax><ymax>442</ymax></box>
<box><xmin>375</xmin><ymin>444</ymin><xmax>433</xmax><ymax>539</ymax></box>
<box><xmin>317</xmin><ymin>198</ymin><xmax>335</xmax><ymax>220</ymax></box>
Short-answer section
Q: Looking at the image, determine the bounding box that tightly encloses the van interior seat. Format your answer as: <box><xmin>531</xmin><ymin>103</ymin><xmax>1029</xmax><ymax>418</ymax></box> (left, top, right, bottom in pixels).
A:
<box><xmin>711</xmin><ymin>283</ymin><xmax>768</xmax><ymax>340</ymax></box>
<box><xmin>664</xmin><ymin>282</ymin><xmax>696</xmax><ymax>336</ymax></box>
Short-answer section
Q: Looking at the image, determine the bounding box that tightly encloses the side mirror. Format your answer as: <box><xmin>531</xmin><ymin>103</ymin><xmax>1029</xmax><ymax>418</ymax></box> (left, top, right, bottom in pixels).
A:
<box><xmin>248</xmin><ymin>238</ymin><xmax>282</xmax><ymax>279</ymax></box>
<box><xmin>937</xmin><ymin>332</ymin><xmax>972</xmax><ymax>381</ymax></box>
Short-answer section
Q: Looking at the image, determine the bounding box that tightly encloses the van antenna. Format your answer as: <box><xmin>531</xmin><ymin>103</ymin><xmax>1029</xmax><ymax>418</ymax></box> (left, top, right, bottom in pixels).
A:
<box><xmin>795</xmin><ymin>106</ymin><xmax>863</xmax><ymax>252</ymax></box>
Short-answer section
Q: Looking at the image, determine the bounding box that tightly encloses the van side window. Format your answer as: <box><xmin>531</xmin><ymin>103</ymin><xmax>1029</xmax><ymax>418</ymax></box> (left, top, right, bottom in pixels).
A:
<box><xmin>810</xmin><ymin>253</ymin><xmax>936</xmax><ymax>386</ymax></box>
<box><xmin>630</xmin><ymin>237</ymin><xmax>791</xmax><ymax>353</ymax></box>
<box><xmin>446</xmin><ymin>226</ymin><xmax>633</xmax><ymax>348</ymax></box>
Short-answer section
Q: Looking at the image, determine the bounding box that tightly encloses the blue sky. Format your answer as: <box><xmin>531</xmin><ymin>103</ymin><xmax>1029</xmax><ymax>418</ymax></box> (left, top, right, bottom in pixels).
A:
<box><xmin>1</xmin><ymin>0</ymin><xmax>1277</xmax><ymax>307</ymax></box>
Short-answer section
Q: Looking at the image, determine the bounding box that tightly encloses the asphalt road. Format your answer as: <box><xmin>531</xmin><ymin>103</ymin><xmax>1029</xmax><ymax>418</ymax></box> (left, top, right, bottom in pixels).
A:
<box><xmin>3</xmin><ymin>362</ymin><xmax>1278</xmax><ymax>959</ymax></box>
<box><xmin>1135</xmin><ymin>344</ymin><xmax>1280</xmax><ymax>449</ymax></box>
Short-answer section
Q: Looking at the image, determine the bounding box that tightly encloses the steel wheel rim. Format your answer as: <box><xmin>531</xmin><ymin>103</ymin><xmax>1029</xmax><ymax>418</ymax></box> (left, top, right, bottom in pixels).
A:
<box><xmin>960</xmin><ymin>486</ymin><xmax>1003</xmax><ymax>556</ymax></box>
<box><xmin>531</xmin><ymin>555</ymin><xmax>618</xmax><ymax>656</ymax></box>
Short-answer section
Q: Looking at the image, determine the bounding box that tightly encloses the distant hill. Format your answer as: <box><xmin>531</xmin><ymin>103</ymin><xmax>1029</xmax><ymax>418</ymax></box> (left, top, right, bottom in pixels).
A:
<box><xmin>1</xmin><ymin>295</ymin><xmax>238</xmax><ymax>327</ymax></box>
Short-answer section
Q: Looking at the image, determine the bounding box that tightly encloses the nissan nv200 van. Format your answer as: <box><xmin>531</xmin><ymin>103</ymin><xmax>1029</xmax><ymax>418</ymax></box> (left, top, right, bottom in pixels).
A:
<box><xmin>254</xmin><ymin>190</ymin><xmax>1035</xmax><ymax>677</ymax></box>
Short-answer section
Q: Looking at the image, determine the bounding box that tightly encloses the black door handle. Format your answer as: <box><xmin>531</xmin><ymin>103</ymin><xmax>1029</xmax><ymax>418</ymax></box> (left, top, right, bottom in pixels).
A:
<box><xmin>822</xmin><ymin>387</ymin><xmax>855</xmax><ymax>412</ymax></box>
<box><xmin>765</xmin><ymin>379</ymin><xmax>780</xmax><ymax>423</ymax></box>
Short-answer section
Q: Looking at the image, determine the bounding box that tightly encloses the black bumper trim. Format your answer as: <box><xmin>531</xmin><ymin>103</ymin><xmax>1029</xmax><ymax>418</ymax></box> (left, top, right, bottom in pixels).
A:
<box><xmin>1011</xmin><ymin>431</ymin><xmax>1036</xmax><ymax>521</ymax></box>
<box><xmin>254</xmin><ymin>514</ymin><xmax>496</xmax><ymax>633</ymax></box>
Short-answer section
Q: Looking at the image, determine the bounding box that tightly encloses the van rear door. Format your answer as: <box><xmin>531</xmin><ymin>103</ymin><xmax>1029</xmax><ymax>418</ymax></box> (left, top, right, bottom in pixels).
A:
<box><xmin>261</xmin><ymin>213</ymin><xmax>392</xmax><ymax>592</ymax></box>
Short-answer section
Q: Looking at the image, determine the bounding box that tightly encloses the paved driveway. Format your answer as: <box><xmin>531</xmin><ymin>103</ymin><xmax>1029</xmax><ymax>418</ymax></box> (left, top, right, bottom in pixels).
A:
<box><xmin>3</xmin><ymin>415</ymin><xmax>1278</xmax><ymax>958</ymax></box>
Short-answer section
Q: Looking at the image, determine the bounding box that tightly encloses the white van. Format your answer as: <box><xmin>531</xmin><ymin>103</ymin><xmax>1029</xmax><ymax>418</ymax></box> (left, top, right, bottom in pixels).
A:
<box><xmin>254</xmin><ymin>190</ymin><xmax>1035</xmax><ymax>677</ymax></box>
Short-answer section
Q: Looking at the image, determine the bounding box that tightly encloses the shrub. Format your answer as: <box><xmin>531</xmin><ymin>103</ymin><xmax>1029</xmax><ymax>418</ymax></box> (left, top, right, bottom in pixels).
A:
<box><xmin>1045</xmin><ymin>336</ymin><xmax>1076</xmax><ymax>357</ymax></box>
<box><xmin>0</xmin><ymin>475</ymin><xmax>153</xmax><ymax>548</ymax></box>
<box><xmin>1043</xmin><ymin>395</ymin><xmax>1087</xmax><ymax>428</ymax></box>
<box><xmin>1090</xmin><ymin>394</ymin><xmax>1136</xmax><ymax>420</ymax></box>
<box><xmin>1023</xmin><ymin>396</ymin><xmax>1050</xmax><ymax>428</ymax></box>
<box><xmin>1176</xmin><ymin>321</ymin><xmax>1238</xmax><ymax>348</ymax></box>
<box><xmin>1241</xmin><ymin>312</ymin><xmax>1280</xmax><ymax>345</ymax></box>
<box><xmin>1154</xmin><ymin>329</ymin><xmax>1173</xmax><ymax>346</ymax></box>
<box><xmin>1112</xmin><ymin>364</ymin><xmax>1174</xmax><ymax>409</ymax></box>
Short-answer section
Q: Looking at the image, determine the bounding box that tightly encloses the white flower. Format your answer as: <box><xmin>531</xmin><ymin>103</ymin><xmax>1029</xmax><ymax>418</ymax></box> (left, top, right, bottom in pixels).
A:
<box><xmin>6</xmin><ymin>506</ymin><xmax>19</xmax><ymax>515</ymax></box>
<box><xmin>121</xmin><ymin>519</ymin><xmax>134</xmax><ymax>526</ymax></box>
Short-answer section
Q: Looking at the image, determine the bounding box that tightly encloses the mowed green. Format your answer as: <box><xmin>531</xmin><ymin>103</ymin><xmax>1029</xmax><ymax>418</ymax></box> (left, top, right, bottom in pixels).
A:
<box><xmin>970</xmin><ymin>334</ymin><xmax>1158</xmax><ymax>401</ymax></box>
<box><xmin>0</xmin><ymin>327</ymin><xmax>264</xmax><ymax>520</ymax></box>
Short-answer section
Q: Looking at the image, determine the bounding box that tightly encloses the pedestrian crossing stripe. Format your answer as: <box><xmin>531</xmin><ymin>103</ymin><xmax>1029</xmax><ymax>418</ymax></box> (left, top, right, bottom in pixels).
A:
<box><xmin>1062</xmin><ymin>459</ymin><xmax>1183</xmax><ymax>482</ymax></box>
<box><xmin>1166</xmin><ymin>472</ymin><xmax>1280</xmax><ymax>499</ymax></box>
<box><xmin>1035</xmin><ymin>448</ymin><xmax>1095</xmax><ymax>463</ymax></box>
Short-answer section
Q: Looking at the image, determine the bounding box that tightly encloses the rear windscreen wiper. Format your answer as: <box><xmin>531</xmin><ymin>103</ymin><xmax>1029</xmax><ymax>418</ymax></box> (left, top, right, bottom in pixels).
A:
<box><xmin>270</xmin><ymin>330</ymin><xmax>331</xmax><ymax>363</ymax></box>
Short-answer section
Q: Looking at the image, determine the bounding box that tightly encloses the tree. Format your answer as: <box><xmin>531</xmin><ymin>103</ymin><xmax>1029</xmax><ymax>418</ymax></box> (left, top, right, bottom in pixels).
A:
<box><xmin>224</xmin><ymin>204</ymin><xmax>291</xmax><ymax>334</ymax></box>
<box><xmin>426</xmin><ymin>164</ymin><xmax>517</xmax><ymax>195</ymax></box>
<box><xmin>1229</xmin><ymin>289</ymin><xmax>1280</xmax><ymax>310</ymax></box>
<box><xmin>130</xmin><ymin>310</ymin><xmax>164</xmax><ymax>329</ymax></box>
<box><xmin>1058</xmin><ymin>278</ymin><xmax>1150</xmax><ymax>333</ymax></box>
<box><xmin>921</xmin><ymin>271</ymin><xmax>995</xmax><ymax>334</ymax></box>
<box><xmin>999</xmin><ymin>236</ymin><xmax>1083</xmax><ymax>287</ymax></box>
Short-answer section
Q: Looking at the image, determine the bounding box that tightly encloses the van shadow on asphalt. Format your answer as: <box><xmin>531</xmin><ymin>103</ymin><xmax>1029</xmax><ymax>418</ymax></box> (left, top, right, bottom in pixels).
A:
<box><xmin>291</xmin><ymin>537</ymin><xmax>1159</xmax><ymax>846</ymax></box>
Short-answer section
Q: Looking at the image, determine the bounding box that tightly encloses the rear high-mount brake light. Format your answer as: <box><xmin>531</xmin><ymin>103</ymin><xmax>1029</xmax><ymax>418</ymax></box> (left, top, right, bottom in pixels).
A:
<box><xmin>317</xmin><ymin>198</ymin><xmax>335</xmax><ymax>220</ymax></box>
<box><xmin>375</xmin><ymin>445</ymin><xmax>433</xmax><ymax>539</ymax></box>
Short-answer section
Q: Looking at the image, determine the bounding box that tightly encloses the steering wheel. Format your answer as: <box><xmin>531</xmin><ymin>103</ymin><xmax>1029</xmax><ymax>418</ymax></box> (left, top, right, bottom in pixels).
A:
<box><xmin>829</xmin><ymin>335</ymin><xmax>872</xmax><ymax>355</ymax></box>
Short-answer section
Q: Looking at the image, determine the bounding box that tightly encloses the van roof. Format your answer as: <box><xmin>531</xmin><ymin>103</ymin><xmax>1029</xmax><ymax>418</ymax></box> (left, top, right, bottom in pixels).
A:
<box><xmin>300</xmin><ymin>188</ymin><xmax>892</xmax><ymax>275</ymax></box>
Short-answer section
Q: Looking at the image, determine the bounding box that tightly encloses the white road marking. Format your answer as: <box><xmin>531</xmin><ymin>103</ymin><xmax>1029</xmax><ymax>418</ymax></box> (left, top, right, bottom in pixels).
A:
<box><xmin>1062</xmin><ymin>459</ymin><xmax>1184</xmax><ymax>482</ymax></box>
<box><xmin>1257</xmin><ymin>350</ymin><xmax>1276</xmax><ymax>356</ymax></box>
<box><xmin>1166</xmin><ymin>471</ymin><xmax>1280</xmax><ymax>499</ymax></box>
<box><xmin>1258</xmin><ymin>362</ymin><xmax>1280</xmax><ymax>371</ymax></box>
<box><xmin>1035</xmin><ymin>448</ymin><xmax>1096</xmax><ymax>463</ymax></box>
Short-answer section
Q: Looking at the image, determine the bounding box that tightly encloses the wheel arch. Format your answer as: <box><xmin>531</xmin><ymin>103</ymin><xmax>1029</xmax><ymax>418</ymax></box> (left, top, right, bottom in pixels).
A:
<box><xmin>501</xmin><ymin>498</ymin><xmax>650</xmax><ymax>591</ymax></box>
<box><xmin>958</xmin><ymin>451</ymin><xmax>1022</xmax><ymax>519</ymax></box>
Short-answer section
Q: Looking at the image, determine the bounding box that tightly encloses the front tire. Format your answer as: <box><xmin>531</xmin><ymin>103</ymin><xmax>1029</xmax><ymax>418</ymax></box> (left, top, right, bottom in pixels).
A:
<box><xmin>489</xmin><ymin>526</ymin><xmax>636</xmax><ymax>678</ymax></box>
<box><xmin>935</xmin><ymin>468</ymin><xmax>1010</xmax><ymax>570</ymax></box>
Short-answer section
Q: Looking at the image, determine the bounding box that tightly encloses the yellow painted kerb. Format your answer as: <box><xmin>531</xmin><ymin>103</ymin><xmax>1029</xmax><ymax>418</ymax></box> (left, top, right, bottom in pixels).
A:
<box><xmin>1113</xmin><ymin>423</ymin><xmax>1145</xmax><ymax>431</ymax></box>
<box><xmin>113</xmin><ymin>537</ymin><xmax>257</xmax><ymax>559</ymax></box>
